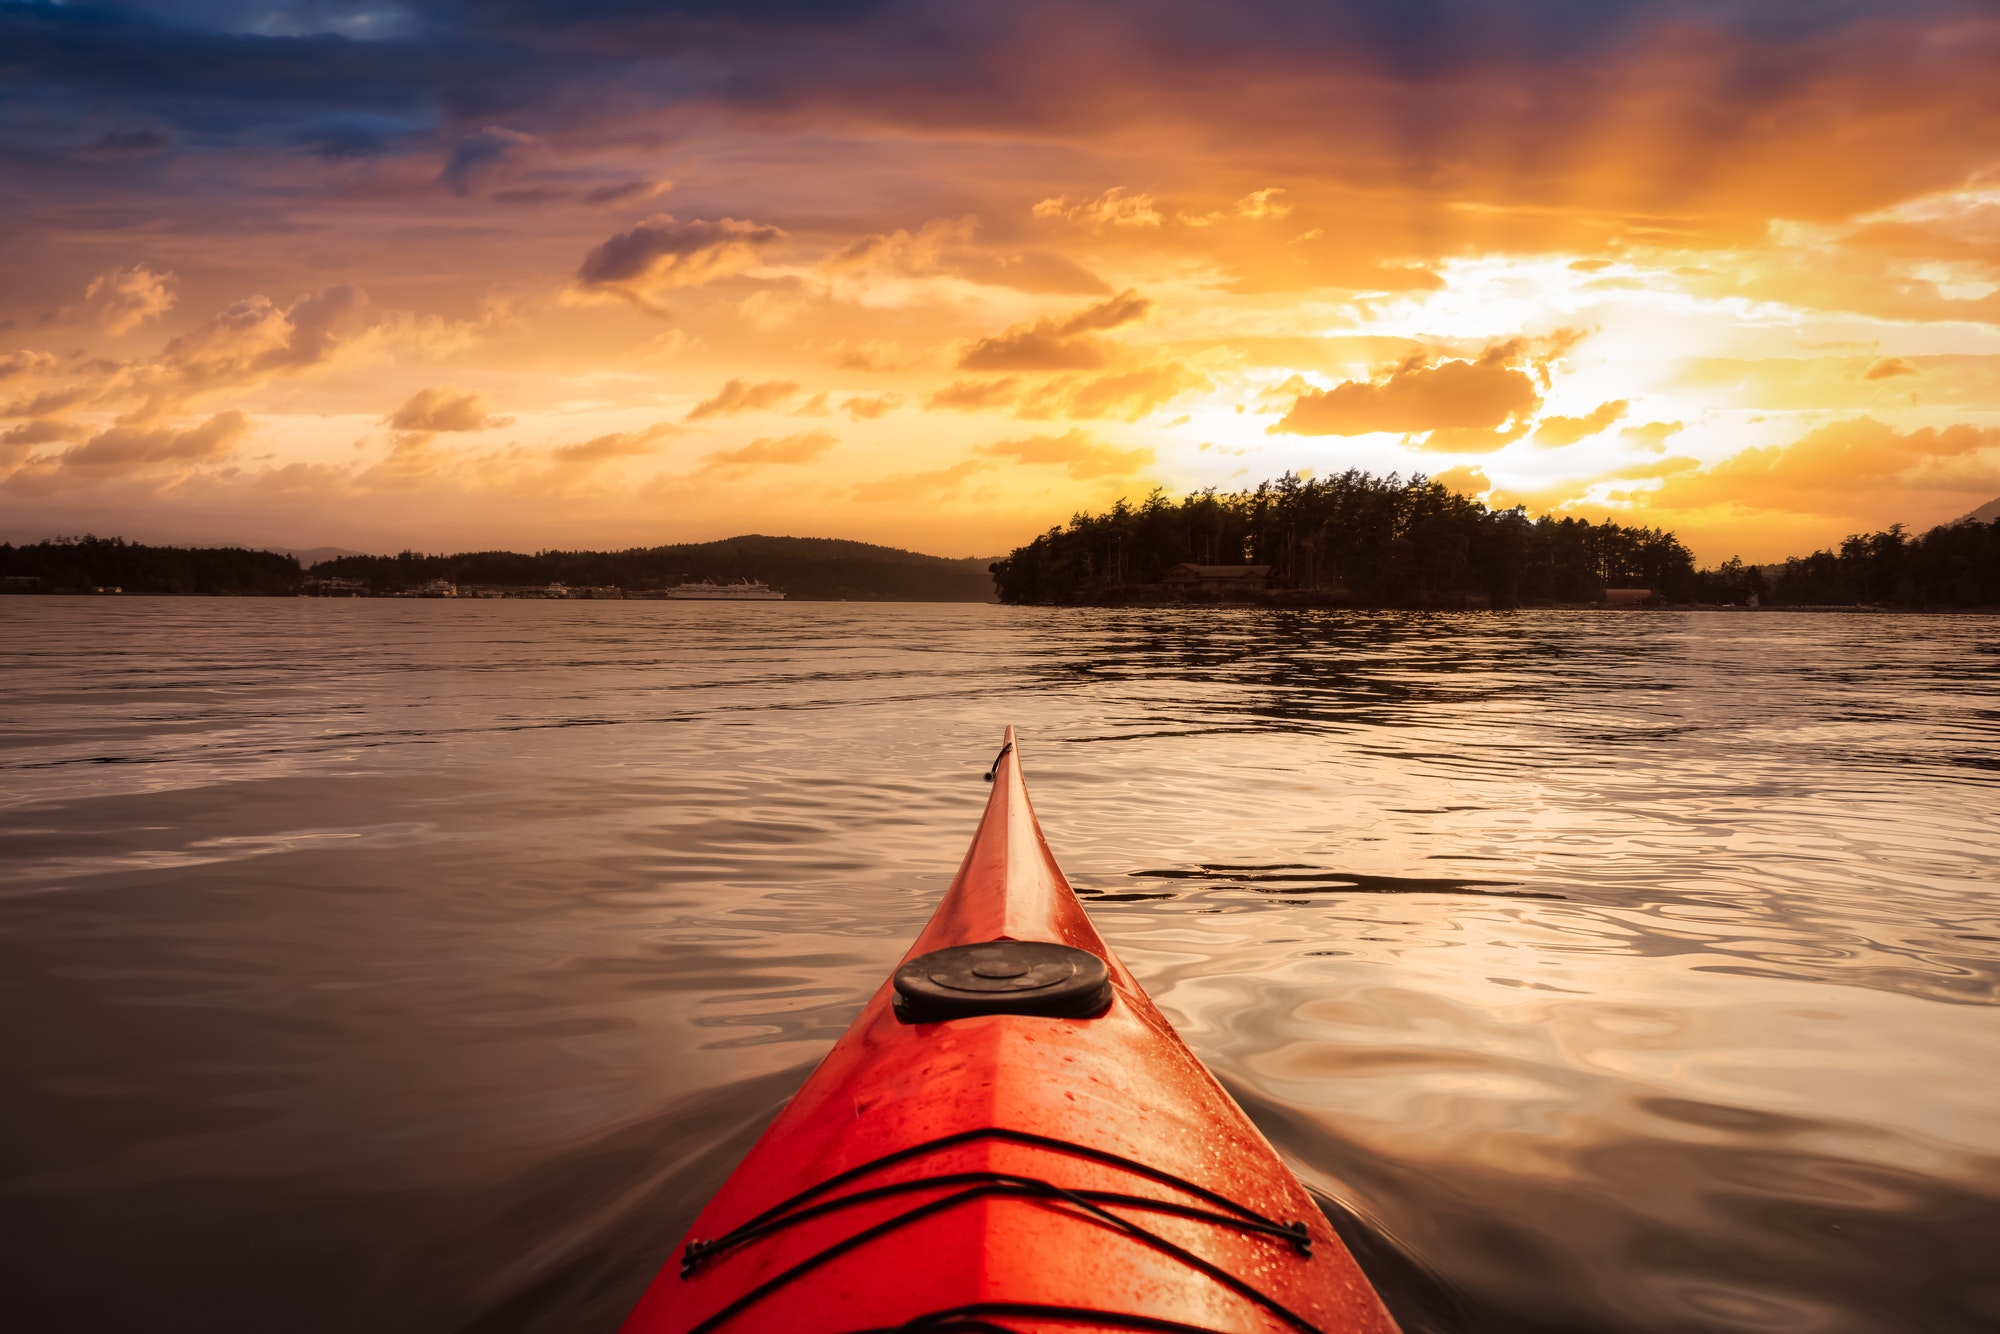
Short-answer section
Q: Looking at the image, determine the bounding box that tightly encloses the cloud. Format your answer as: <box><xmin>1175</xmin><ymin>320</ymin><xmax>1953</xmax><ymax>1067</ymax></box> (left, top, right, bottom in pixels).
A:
<box><xmin>64</xmin><ymin>411</ymin><xmax>251</xmax><ymax>469</ymax></box>
<box><xmin>1</xmin><ymin>418</ymin><xmax>86</xmax><ymax>446</ymax></box>
<box><xmin>825</xmin><ymin>216</ymin><xmax>1111</xmax><ymax>296</ymax></box>
<box><xmin>1272</xmin><ymin>345</ymin><xmax>1543</xmax><ymax>438</ymax></box>
<box><xmin>1622</xmin><ymin>421</ymin><xmax>1685</xmax><ymax>452</ymax></box>
<box><xmin>583</xmin><ymin>178</ymin><xmax>672</xmax><ymax>207</ymax></box>
<box><xmin>1532</xmin><ymin>399</ymin><xmax>1628</xmax><ymax>446</ymax></box>
<box><xmin>687</xmin><ymin>378</ymin><xmax>800</xmax><ymax>421</ymax></box>
<box><xmin>85</xmin><ymin>265</ymin><xmax>177</xmax><ymax>335</ymax></box>
<box><xmin>158</xmin><ymin>284</ymin><xmax>368</xmax><ymax>389</ymax></box>
<box><xmin>1032</xmin><ymin>188</ymin><xmax>1161</xmax><ymax>227</ymax></box>
<box><xmin>852</xmin><ymin>458</ymin><xmax>988</xmax><ymax>503</ymax></box>
<box><xmin>385</xmin><ymin>388</ymin><xmax>511</xmax><ymax>433</ymax></box>
<box><xmin>978</xmin><ymin>429</ymin><xmax>1154</xmax><ymax>479</ymax></box>
<box><xmin>1630</xmin><ymin>417</ymin><xmax>2000</xmax><ymax>516</ymax></box>
<box><xmin>959</xmin><ymin>289</ymin><xmax>1151</xmax><ymax>371</ymax></box>
<box><xmin>439</xmin><ymin>126</ymin><xmax>535</xmax><ymax>195</ymax></box>
<box><xmin>927</xmin><ymin>378</ymin><xmax>1020</xmax><ymax>411</ymax></box>
<box><xmin>550</xmin><ymin>422</ymin><xmax>677</xmax><ymax>464</ymax></box>
<box><xmin>1434</xmin><ymin>465</ymin><xmax>1492</xmax><ymax>499</ymax></box>
<box><xmin>1864</xmin><ymin>357</ymin><xmax>1918</xmax><ymax>380</ymax></box>
<box><xmin>1235</xmin><ymin>188</ymin><xmax>1291</xmax><ymax>220</ymax></box>
<box><xmin>0</xmin><ymin>351</ymin><xmax>58</xmax><ymax>381</ymax></box>
<box><xmin>6</xmin><ymin>411</ymin><xmax>253</xmax><ymax>493</ymax></box>
<box><xmin>1014</xmin><ymin>362</ymin><xmax>1209</xmax><ymax>421</ymax></box>
<box><xmin>573</xmin><ymin>215</ymin><xmax>784</xmax><ymax>312</ymax></box>
<box><xmin>841</xmin><ymin>394</ymin><xmax>900</xmax><ymax>420</ymax></box>
<box><xmin>696</xmin><ymin>430</ymin><xmax>837</xmax><ymax>476</ymax></box>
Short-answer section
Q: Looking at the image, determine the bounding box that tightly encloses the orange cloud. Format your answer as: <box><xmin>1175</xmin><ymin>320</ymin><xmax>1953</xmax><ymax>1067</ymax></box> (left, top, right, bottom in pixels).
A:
<box><xmin>1273</xmin><ymin>353</ymin><xmax>1541</xmax><ymax>437</ymax></box>
<box><xmin>550</xmin><ymin>423</ymin><xmax>678</xmax><ymax>465</ymax></box>
<box><xmin>1533</xmin><ymin>400</ymin><xmax>1628</xmax><ymax>446</ymax></box>
<box><xmin>386</xmin><ymin>389</ymin><xmax>511</xmax><ymax>433</ymax></box>
<box><xmin>841</xmin><ymin>394</ymin><xmax>901</xmax><ymax>420</ymax></box>
<box><xmin>825</xmin><ymin>216</ymin><xmax>1110</xmax><ymax>295</ymax></box>
<box><xmin>927</xmin><ymin>379</ymin><xmax>1021</xmax><ymax>411</ymax></box>
<box><xmin>85</xmin><ymin>265</ymin><xmax>176</xmax><ymax>335</ymax></box>
<box><xmin>0</xmin><ymin>351</ymin><xmax>58</xmax><ymax>381</ymax></box>
<box><xmin>1622</xmin><ymin>421</ymin><xmax>1685</xmax><ymax>452</ymax></box>
<box><xmin>959</xmin><ymin>290</ymin><xmax>1150</xmax><ymax>371</ymax></box>
<box><xmin>687</xmin><ymin>378</ymin><xmax>801</xmax><ymax>421</ymax></box>
<box><xmin>1032</xmin><ymin>188</ymin><xmax>1162</xmax><ymax>227</ymax></box>
<box><xmin>696</xmin><ymin>430</ymin><xmax>837</xmax><ymax>476</ymax></box>
<box><xmin>1015</xmin><ymin>363</ymin><xmax>1209</xmax><ymax>421</ymax></box>
<box><xmin>1632</xmin><ymin>418</ymin><xmax>2000</xmax><ymax>515</ymax></box>
<box><xmin>4</xmin><ymin>410</ymin><xmax>251</xmax><ymax>494</ymax></box>
<box><xmin>852</xmin><ymin>458</ymin><xmax>988</xmax><ymax>503</ymax></box>
<box><xmin>978</xmin><ymin>429</ymin><xmax>1153</xmax><ymax>479</ymax></box>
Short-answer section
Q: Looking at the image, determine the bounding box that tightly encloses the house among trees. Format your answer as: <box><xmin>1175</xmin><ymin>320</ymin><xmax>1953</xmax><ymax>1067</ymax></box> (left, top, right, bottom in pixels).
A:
<box><xmin>1160</xmin><ymin>563</ymin><xmax>1277</xmax><ymax>592</ymax></box>
<box><xmin>1604</xmin><ymin>588</ymin><xmax>1654</xmax><ymax>607</ymax></box>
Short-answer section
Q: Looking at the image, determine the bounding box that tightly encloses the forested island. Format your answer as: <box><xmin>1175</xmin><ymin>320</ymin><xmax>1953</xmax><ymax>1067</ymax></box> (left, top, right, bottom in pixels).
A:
<box><xmin>987</xmin><ymin>471</ymin><xmax>2000</xmax><ymax>609</ymax></box>
<box><xmin>0</xmin><ymin>535</ymin><xmax>997</xmax><ymax>601</ymax></box>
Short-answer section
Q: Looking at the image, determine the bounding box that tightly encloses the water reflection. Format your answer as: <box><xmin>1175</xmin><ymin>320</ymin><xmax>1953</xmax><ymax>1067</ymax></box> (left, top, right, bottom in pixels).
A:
<box><xmin>0</xmin><ymin>599</ymin><xmax>1996</xmax><ymax>1333</ymax></box>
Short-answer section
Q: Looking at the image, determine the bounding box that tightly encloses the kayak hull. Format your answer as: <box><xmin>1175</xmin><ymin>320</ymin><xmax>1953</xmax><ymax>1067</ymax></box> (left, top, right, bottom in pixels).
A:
<box><xmin>622</xmin><ymin>731</ymin><xmax>1399</xmax><ymax>1334</ymax></box>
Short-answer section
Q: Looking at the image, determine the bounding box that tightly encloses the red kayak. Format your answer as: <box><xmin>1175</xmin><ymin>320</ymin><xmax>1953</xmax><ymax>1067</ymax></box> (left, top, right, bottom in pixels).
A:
<box><xmin>623</xmin><ymin>728</ymin><xmax>1400</xmax><ymax>1333</ymax></box>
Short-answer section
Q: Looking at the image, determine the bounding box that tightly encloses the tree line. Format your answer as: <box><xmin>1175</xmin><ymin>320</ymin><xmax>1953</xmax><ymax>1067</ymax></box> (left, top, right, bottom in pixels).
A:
<box><xmin>1758</xmin><ymin>521</ymin><xmax>1999</xmax><ymax>607</ymax></box>
<box><xmin>0</xmin><ymin>534</ymin><xmax>996</xmax><ymax>601</ymax></box>
<box><xmin>0</xmin><ymin>537</ymin><xmax>300</xmax><ymax>595</ymax></box>
<box><xmin>989</xmin><ymin>472</ymin><xmax>1699</xmax><ymax>606</ymax></box>
<box><xmin>312</xmin><ymin>535</ymin><xmax>995</xmax><ymax>600</ymax></box>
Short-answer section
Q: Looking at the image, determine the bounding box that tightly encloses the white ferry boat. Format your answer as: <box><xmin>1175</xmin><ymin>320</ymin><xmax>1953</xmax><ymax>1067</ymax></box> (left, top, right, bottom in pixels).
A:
<box><xmin>663</xmin><ymin>578</ymin><xmax>785</xmax><ymax>600</ymax></box>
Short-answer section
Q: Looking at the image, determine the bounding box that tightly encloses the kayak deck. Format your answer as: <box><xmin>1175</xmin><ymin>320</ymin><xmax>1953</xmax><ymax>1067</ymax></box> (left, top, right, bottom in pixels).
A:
<box><xmin>622</xmin><ymin>729</ymin><xmax>1399</xmax><ymax>1333</ymax></box>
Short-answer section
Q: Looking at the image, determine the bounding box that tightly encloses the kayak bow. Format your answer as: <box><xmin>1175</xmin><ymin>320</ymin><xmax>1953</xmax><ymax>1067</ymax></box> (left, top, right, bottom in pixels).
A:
<box><xmin>623</xmin><ymin>728</ymin><xmax>1400</xmax><ymax>1333</ymax></box>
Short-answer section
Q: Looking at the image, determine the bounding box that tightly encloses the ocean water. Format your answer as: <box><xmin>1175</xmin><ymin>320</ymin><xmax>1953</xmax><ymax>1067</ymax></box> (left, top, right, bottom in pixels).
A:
<box><xmin>1</xmin><ymin>598</ymin><xmax>1996</xmax><ymax>1334</ymax></box>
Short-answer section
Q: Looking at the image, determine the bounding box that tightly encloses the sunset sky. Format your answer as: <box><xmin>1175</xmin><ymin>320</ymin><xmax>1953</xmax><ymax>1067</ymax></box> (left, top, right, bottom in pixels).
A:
<box><xmin>3</xmin><ymin>1</ymin><xmax>1999</xmax><ymax>562</ymax></box>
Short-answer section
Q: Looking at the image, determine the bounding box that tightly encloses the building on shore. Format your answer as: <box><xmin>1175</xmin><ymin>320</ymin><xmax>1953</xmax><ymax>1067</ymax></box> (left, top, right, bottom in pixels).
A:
<box><xmin>1160</xmin><ymin>563</ymin><xmax>1277</xmax><ymax>593</ymax></box>
<box><xmin>1604</xmin><ymin>588</ymin><xmax>1655</xmax><ymax>608</ymax></box>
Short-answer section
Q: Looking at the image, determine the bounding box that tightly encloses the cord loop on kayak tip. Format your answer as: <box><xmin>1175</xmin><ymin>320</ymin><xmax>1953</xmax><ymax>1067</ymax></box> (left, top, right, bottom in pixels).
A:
<box><xmin>676</xmin><ymin>1126</ymin><xmax>1322</xmax><ymax>1334</ymax></box>
<box><xmin>983</xmin><ymin>740</ymin><xmax>1013</xmax><ymax>782</ymax></box>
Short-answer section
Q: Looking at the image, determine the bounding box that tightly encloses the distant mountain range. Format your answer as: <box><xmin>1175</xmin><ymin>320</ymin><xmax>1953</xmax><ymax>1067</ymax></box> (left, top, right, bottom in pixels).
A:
<box><xmin>1959</xmin><ymin>497</ymin><xmax>2000</xmax><ymax>525</ymax></box>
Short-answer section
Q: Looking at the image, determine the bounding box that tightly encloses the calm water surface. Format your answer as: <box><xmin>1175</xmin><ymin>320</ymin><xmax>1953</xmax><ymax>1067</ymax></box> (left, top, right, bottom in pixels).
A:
<box><xmin>1</xmin><ymin>599</ymin><xmax>1996</xmax><ymax>1334</ymax></box>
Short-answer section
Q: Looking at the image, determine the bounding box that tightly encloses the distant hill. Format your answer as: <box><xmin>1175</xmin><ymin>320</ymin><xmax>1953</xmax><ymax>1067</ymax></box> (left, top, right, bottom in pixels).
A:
<box><xmin>312</xmin><ymin>534</ymin><xmax>1000</xmax><ymax>601</ymax></box>
<box><xmin>1958</xmin><ymin>497</ymin><xmax>2000</xmax><ymax>525</ymax></box>
<box><xmin>1</xmin><ymin>534</ymin><xmax>1000</xmax><ymax>600</ymax></box>
<box><xmin>268</xmin><ymin>545</ymin><xmax>368</xmax><ymax>565</ymax></box>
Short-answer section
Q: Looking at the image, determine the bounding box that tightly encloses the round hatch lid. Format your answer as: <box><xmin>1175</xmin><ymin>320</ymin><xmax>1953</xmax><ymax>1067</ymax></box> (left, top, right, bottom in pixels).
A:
<box><xmin>893</xmin><ymin>940</ymin><xmax>1112</xmax><ymax>1022</ymax></box>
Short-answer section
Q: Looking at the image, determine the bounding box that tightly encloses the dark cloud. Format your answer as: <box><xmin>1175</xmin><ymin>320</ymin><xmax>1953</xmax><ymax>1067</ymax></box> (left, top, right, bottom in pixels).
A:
<box><xmin>79</xmin><ymin>128</ymin><xmax>169</xmax><ymax>159</ymax></box>
<box><xmin>574</xmin><ymin>216</ymin><xmax>785</xmax><ymax>311</ymax></box>
<box><xmin>438</xmin><ymin>125</ymin><xmax>535</xmax><ymax>195</ymax></box>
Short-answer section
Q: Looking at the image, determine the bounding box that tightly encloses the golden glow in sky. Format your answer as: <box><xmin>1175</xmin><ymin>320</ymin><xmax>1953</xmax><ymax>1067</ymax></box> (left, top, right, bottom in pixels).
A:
<box><xmin>3</xmin><ymin>1</ymin><xmax>1998</xmax><ymax>561</ymax></box>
